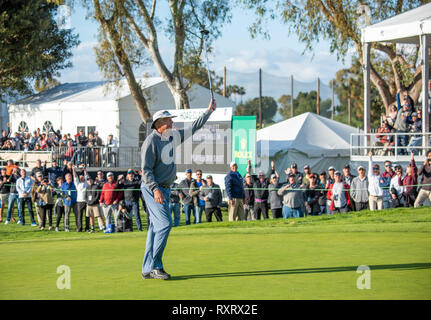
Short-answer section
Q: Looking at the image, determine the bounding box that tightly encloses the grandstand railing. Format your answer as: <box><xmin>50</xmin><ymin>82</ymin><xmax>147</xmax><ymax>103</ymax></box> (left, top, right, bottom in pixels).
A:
<box><xmin>0</xmin><ymin>146</ymin><xmax>141</xmax><ymax>170</ymax></box>
<box><xmin>350</xmin><ymin>132</ymin><xmax>430</xmax><ymax>162</ymax></box>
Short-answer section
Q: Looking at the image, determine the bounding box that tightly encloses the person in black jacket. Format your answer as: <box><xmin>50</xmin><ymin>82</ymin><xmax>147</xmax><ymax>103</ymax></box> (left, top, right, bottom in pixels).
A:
<box><xmin>246</xmin><ymin>160</ymin><xmax>273</xmax><ymax>220</ymax></box>
<box><xmin>178</xmin><ymin>169</ymin><xmax>195</xmax><ymax>225</ymax></box>
<box><xmin>304</xmin><ymin>174</ymin><xmax>323</xmax><ymax>215</ymax></box>
<box><xmin>118</xmin><ymin>169</ymin><xmax>142</xmax><ymax>231</ymax></box>
<box><xmin>0</xmin><ymin>168</ymin><xmax>10</xmax><ymax>222</ymax></box>
<box><xmin>85</xmin><ymin>176</ymin><xmax>105</xmax><ymax>233</ymax></box>
<box><xmin>243</xmin><ymin>173</ymin><xmax>255</xmax><ymax>220</ymax></box>
<box><xmin>169</xmin><ymin>181</ymin><xmax>181</xmax><ymax>227</ymax></box>
<box><xmin>5</xmin><ymin>167</ymin><xmax>20</xmax><ymax>224</ymax></box>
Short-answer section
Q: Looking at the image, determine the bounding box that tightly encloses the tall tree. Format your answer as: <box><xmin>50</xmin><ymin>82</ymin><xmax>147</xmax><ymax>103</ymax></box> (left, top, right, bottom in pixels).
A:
<box><xmin>240</xmin><ymin>0</ymin><xmax>430</xmax><ymax>119</ymax></box>
<box><xmin>86</xmin><ymin>0</ymin><xmax>231</xmax><ymax>114</ymax></box>
<box><xmin>333</xmin><ymin>56</ymin><xmax>382</xmax><ymax>128</ymax></box>
<box><xmin>278</xmin><ymin>91</ymin><xmax>331</xmax><ymax>119</ymax></box>
<box><xmin>91</xmin><ymin>0</ymin><xmax>152</xmax><ymax>121</ymax></box>
<box><xmin>234</xmin><ymin>96</ymin><xmax>277</xmax><ymax>128</ymax></box>
<box><xmin>0</xmin><ymin>0</ymin><xmax>79</xmax><ymax>99</ymax></box>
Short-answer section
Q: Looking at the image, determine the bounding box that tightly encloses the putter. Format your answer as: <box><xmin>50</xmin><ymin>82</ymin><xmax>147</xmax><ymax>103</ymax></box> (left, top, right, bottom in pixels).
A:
<box><xmin>200</xmin><ymin>29</ymin><xmax>216</xmax><ymax>110</ymax></box>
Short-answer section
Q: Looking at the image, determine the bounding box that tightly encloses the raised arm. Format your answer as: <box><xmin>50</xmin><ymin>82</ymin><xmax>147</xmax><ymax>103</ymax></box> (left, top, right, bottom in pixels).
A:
<box><xmin>179</xmin><ymin>99</ymin><xmax>215</xmax><ymax>143</ymax></box>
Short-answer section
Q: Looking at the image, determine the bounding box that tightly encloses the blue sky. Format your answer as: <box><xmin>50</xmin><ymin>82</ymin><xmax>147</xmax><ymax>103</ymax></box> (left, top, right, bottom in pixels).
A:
<box><xmin>59</xmin><ymin>3</ymin><xmax>352</xmax><ymax>90</ymax></box>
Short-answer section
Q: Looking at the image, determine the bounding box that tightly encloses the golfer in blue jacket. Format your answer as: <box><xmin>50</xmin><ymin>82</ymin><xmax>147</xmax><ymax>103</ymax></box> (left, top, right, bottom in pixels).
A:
<box><xmin>140</xmin><ymin>99</ymin><xmax>216</xmax><ymax>280</ymax></box>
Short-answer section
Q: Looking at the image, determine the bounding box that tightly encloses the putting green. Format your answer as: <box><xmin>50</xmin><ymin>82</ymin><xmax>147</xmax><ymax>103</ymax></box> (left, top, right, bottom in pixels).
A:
<box><xmin>1</xmin><ymin>207</ymin><xmax>431</xmax><ymax>299</ymax></box>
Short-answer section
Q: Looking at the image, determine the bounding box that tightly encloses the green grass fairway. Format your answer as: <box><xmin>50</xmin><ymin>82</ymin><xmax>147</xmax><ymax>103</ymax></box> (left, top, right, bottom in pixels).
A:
<box><xmin>1</xmin><ymin>207</ymin><xmax>431</xmax><ymax>299</ymax></box>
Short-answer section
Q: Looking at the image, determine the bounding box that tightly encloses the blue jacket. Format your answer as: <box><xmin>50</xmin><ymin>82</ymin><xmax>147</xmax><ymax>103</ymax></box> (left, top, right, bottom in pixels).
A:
<box><xmin>224</xmin><ymin>170</ymin><xmax>244</xmax><ymax>200</ymax></box>
<box><xmin>61</xmin><ymin>181</ymin><xmax>77</xmax><ymax>206</ymax></box>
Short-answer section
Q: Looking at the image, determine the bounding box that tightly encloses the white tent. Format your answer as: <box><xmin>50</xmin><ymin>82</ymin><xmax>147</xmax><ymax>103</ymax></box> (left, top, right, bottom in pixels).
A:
<box><xmin>361</xmin><ymin>2</ymin><xmax>431</xmax><ymax>44</ymax></box>
<box><xmin>257</xmin><ymin>112</ymin><xmax>361</xmax><ymax>181</ymax></box>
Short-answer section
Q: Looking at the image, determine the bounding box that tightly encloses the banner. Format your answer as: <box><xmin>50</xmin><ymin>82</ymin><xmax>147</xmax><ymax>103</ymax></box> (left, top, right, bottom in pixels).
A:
<box><xmin>231</xmin><ymin>116</ymin><xmax>256</xmax><ymax>177</ymax></box>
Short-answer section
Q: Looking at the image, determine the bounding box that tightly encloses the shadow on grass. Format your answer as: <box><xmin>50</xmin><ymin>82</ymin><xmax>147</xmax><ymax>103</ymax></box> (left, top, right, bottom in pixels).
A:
<box><xmin>171</xmin><ymin>263</ymin><xmax>431</xmax><ymax>281</ymax></box>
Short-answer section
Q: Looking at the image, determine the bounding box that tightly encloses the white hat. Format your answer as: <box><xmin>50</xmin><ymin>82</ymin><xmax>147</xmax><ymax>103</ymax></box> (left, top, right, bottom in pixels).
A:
<box><xmin>151</xmin><ymin>110</ymin><xmax>177</xmax><ymax>129</ymax></box>
<box><xmin>230</xmin><ymin>161</ymin><xmax>237</xmax><ymax>167</ymax></box>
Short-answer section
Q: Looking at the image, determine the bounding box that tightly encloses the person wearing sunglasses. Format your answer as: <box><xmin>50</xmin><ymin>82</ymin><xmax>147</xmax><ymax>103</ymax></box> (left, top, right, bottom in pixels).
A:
<box><xmin>368</xmin><ymin>151</ymin><xmax>384</xmax><ymax>210</ymax></box>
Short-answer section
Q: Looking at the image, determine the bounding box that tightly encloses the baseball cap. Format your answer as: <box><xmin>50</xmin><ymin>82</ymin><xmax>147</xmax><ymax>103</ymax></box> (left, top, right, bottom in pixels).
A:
<box><xmin>373</xmin><ymin>164</ymin><xmax>380</xmax><ymax>169</ymax></box>
<box><xmin>288</xmin><ymin>173</ymin><xmax>295</xmax><ymax>178</ymax></box>
<box><xmin>230</xmin><ymin>161</ymin><xmax>237</xmax><ymax>167</ymax></box>
<box><xmin>357</xmin><ymin>165</ymin><xmax>365</xmax><ymax>170</ymax></box>
<box><xmin>334</xmin><ymin>171</ymin><xmax>341</xmax><ymax>176</ymax></box>
<box><xmin>206</xmin><ymin>175</ymin><xmax>213</xmax><ymax>179</ymax></box>
<box><xmin>258</xmin><ymin>170</ymin><xmax>265</xmax><ymax>176</ymax></box>
<box><xmin>86</xmin><ymin>176</ymin><xmax>93</xmax><ymax>180</ymax></box>
<box><xmin>270</xmin><ymin>174</ymin><xmax>277</xmax><ymax>179</ymax></box>
<box><xmin>245</xmin><ymin>173</ymin><xmax>251</xmax><ymax>178</ymax></box>
<box><xmin>328</xmin><ymin>166</ymin><xmax>335</xmax><ymax>171</ymax></box>
<box><xmin>127</xmin><ymin>169</ymin><xmax>134</xmax><ymax>174</ymax></box>
<box><xmin>107</xmin><ymin>172</ymin><xmax>114</xmax><ymax>177</ymax></box>
<box><xmin>343</xmin><ymin>164</ymin><xmax>350</xmax><ymax>169</ymax></box>
<box><xmin>185</xmin><ymin>169</ymin><xmax>192</xmax><ymax>174</ymax></box>
<box><xmin>151</xmin><ymin>110</ymin><xmax>177</xmax><ymax>129</ymax></box>
<box><xmin>304</xmin><ymin>165</ymin><xmax>310</xmax><ymax>169</ymax></box>
<box><xmin>291</xmin><ymin>163</ymin><xmax>297</xmax><ymax>168</ymax></box>
<box><xmin>309</xmin><ymin>174</ymin><xmax>316</xmax><ymax>178</ymax></box>
<box><xmin>412</xmin><ymin>112</ymin><xmax>418</xmax><ymax>117</ymax></box>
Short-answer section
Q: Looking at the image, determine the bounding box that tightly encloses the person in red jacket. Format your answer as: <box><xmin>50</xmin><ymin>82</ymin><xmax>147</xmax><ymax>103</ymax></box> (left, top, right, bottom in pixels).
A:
<box><xmin>399</xmin><ymin>152</ymin><xmax>418</xmax><ymax>207</ymax></box>
<box><xmin>100</xmin><ymin>172</ymin><xmax>122</xmax><ymax>231</ymax></box>
<box><xmin>327</xmin><ymin>171</ymin><xmax>352</xmax><ymax>214</ymax></box>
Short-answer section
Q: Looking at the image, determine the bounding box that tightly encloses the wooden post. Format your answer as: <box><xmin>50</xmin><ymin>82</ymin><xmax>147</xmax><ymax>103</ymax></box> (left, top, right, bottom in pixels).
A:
<box><xmin>331</xmin><ymin>80</ymin><xmax>335</xmax><ymax>120</ymax></box>
<box><xmin>291</xmin><ymin>75</ymin><xmax>294</xmax><ymax>118</ymax></box>
<box><xmin>348</xmin><ymin>79</ymin><xmax>351</xmax><ymax>125</ymax></box>
<box><xmin>316</xmin><ymin>77</ymin><xmax>320</xmax><ymax>115</ymax></box>
<box><xmin>259</xmin><ymin>68</ymin><xmax>262</xmax><ymax>129</ymax></box>
<box><xmin>223</xmin><ymin>66</ymin><xmax>227</xmax><ymax>97</ymax></box>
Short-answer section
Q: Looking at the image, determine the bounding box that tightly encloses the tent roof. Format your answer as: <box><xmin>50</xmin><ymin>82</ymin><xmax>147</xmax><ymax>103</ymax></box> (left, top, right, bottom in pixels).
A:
<box><xmin>362</xmin><ymin>2</ymin><xmax>431</xmax><ymax>44</ymax></box>
<box><xmin>12</xmin><ymin>78</ymin><xmax>165</xmax><ymax>105</ymax></box>
<box><xmin>257</xmin><ymin>112</ymin><xmax>361</xmax><ymax>158</ymax></box>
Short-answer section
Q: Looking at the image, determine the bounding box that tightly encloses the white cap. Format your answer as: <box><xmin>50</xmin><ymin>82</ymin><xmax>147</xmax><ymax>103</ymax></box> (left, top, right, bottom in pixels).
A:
<box><xmin>230</xmin><ymin>161</ymin><xmax>237</xmax><ymax>167</ymax></box>
<box><xmin>151</xmin><ymin>110</ymin><xmax>177</xmax><ymax>129</ymax></box>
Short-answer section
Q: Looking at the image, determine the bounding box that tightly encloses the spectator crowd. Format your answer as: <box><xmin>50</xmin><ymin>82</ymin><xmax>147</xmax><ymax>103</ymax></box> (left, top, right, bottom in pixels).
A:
<box><xmin>1</xmin><ymin>149</ymin><xmax>431</xmax><ymax>233</ymax></box>
<box><xmin>224</xmin><ymin>151</ymin><xmax>431</xmax><ymax>221</ymax></box>
<box><xmin>374</xmin><ymin>89</ymin><xmax>427</xmax><ymax>156</ymax></box>
<box><xmin>0</xmin><ymin>124</ymin><xmax>119</xmax><ymax>167</ymax></box>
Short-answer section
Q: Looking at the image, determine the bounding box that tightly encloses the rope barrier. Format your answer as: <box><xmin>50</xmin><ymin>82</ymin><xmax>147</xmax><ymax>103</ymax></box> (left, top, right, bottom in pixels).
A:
<box><xmin>1</xmin><ymin>182</ymin><xmax>430</xmax><ymax>193</ymax></box>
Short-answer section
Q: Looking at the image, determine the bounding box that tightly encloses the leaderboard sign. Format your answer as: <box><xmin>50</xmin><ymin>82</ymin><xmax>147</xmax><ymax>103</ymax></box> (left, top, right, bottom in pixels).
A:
<box><xmin>159</xmin><ymin>107</ymin><xmax>232</xmax><ymax>174</ymax></box>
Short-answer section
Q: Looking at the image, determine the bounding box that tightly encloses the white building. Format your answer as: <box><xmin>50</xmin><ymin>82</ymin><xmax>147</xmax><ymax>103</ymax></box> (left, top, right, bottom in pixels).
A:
<box><xmin>8</xmin><ymin>77</ymin><xmax>235</xmax><ymax>147</ymax></box>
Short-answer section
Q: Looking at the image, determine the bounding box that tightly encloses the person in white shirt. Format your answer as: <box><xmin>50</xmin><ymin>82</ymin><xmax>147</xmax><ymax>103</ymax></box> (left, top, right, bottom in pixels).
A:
<box><xmin>16</xmin><ymin>169</ymin><xmax>36</xmax><ymax>226</ymax></box>
<box><xmin>368</xmin><ymin>152</ymin><xmax>383</xmax><ymax>210</ymax></box>
<box><xmin>72</xmin><ymin>165</ymin><xmax>89</xmax><ymax>232</ymax></box>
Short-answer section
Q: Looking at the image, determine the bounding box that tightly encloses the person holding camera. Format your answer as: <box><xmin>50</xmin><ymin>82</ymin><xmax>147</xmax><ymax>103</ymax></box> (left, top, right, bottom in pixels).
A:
<box><xmin>54</xmin><ymin>176</ymin><xmax>66</xmax><ymax>232</ymax></box>
<box><xmin>35</xmin><ymin>178</ymin><xmax>54</xmax><ymax>230</ymax></box>
<box><xmin>414</xmin><ymin>150</ymin><xmax>431</xmax><ymax>207</ymax></box>
<box><xmin>85</xmin><ymin>175</ymin><xmax>105</xmax><ymax>233</ymax></box>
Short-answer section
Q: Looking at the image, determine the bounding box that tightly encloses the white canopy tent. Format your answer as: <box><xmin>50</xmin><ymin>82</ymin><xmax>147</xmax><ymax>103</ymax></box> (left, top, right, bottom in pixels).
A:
<box><xmin>361</xmin><ymin>3</ymin><xmax>430</xmax><ymax>148</ymax></box>
<box><xmin>257</xmin><ymin>112</ymin><xmax>362</xmax><ymax>181</ymax></box>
